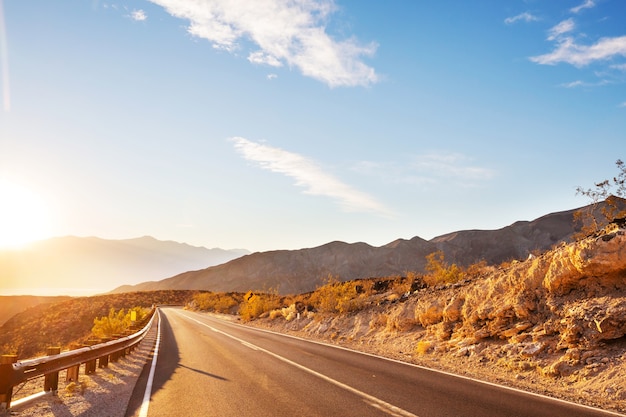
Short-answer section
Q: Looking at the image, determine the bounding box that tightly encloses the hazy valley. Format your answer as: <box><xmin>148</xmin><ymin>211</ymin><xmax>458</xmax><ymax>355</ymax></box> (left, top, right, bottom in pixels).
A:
<box><xmin>0</xmin><ymin>236</ymin><xmax>248</xmax><ymax>296</ymax></box>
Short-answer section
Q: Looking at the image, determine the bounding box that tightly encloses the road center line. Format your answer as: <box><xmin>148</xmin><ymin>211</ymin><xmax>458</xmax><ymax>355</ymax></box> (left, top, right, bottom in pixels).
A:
<box><xmin>175</xmin><ymin>310</ymin><xmax>419</xmax><ymax>417</ymax></box>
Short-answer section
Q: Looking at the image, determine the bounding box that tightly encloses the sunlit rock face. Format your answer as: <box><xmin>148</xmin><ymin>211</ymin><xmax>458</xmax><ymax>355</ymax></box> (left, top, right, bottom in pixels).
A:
<box><xmin>404</xmin><ymin>222</ymin><xmax>626</xmax><ymax>369</ymax></box>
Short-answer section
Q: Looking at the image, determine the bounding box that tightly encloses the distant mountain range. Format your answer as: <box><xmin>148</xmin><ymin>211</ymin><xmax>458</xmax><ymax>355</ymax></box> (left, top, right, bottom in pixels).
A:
<box><xmin>113</xmin><ymin>200</ymin><xmax>623</xmax><ymax>295</ymax></box>
<box><xmin>0</xmin><ymin>236</ymin><xmax>249</xmax><ymax>296</ymax></box>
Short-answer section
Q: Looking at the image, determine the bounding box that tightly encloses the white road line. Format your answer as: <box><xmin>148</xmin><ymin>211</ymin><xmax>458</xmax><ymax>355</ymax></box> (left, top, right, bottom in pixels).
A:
<box><xmin>138</xmin><ymin>309</ymin><xmax>162</xmax><ymax>417</ymax></box>
<box><xmin>240</xmin><ymin>340</ymin><xmax>260</xmax><ymax>351</ymax></box>
<box><xmin>174</xmin><ymin>310</ymin><xmax>419</xmax><ymax>417</ymax></box>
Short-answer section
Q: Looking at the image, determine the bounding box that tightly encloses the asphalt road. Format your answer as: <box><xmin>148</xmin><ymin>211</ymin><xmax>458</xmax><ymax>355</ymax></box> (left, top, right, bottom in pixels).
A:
<box><xmin>125</xmin><ymin>307</ymin><xmax>623</xmax><ymax>417</ymax></box>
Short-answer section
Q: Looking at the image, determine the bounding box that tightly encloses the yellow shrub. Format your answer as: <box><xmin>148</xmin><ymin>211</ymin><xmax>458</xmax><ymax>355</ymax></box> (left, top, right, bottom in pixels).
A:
<box><xmin>193</xmin><ymin>292</ymin><xmax>239</xmax><ymax>313</ymax></box>
<box><xmin>415</xmin><ymin>340</ymin><xmax>432</xmax><ymax>355</ymax></box>
<box><xmin>424</xmin><ymin>251</ymin><xmax>464</xmax><ymax>286</ymax></box>
<box><xmin>239</xmin><ymin>291</ymin><xmax>281</xmax><ymax>321</ymax></box>
<box><xmin>92</xmin><ymin>308</ymin><xmax>130</xmax><ymax>339</ymax></box>
<box><xmin>310</xmin><ymin>275</ymin><xmax>364</xmax><ymax>314</ymax></box>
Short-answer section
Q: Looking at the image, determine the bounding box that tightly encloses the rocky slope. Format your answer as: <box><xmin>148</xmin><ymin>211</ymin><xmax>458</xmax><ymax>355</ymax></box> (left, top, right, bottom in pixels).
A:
<box><xmin>113</xmin><ymin>201</ymin><xmax>616</xmax><ymax>295</ymax></box>
<box><xmin>0</xmin><ymin>295</ymin><xmax>71</xmax><ymax>326</ymax></box>
<box><xmin>0</xmin><ymin>290</ymin><xmax>199</xmax><ymax>358</ymax></box>
<box><xmin>248</xmin><ymin>222</ymin><xmax>626</xmax><ymax>414</ymax></box>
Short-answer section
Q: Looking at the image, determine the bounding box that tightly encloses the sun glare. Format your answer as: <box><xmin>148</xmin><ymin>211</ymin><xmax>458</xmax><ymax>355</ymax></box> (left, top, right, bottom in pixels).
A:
<box><xmin>0</xmin><ymin>180</ymin><xmax>52</xmax><ymax>249</ymax></box>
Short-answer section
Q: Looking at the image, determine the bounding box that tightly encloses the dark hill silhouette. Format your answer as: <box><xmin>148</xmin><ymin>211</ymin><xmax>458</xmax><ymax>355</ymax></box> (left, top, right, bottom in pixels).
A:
<box><xmin>114</xmin><ymin>200</ymin><xmax>625</xmax><ymax>295</ymax></box>
<box><xmin>0</xmin><ymin>236</ymin><xmax>249</xmax><ymax>295</ymax></box>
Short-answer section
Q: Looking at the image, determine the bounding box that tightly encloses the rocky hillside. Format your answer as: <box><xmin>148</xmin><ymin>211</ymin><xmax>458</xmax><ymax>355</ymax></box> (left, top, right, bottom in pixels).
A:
<box><xmin>0</xmin><ymin>295</ymin><xmax>71</xmax><ymax>326</ymax></box>
<box><xmin>0</xmin><ymin>290</ymin><xmax>199</xmax><ymax>359</ymax></box>
<box><xmin>0</xmin><ymin>236</ymin><xmax>249</xmax><ymax>295</ymax></box>
<box><xmin>114</xmin><ymin>200</ymin><xmax>621</xmax><ymax>295</ymax></box>
<box><xmin>249</xmin><ymin>221</ymin><xmax>626</xmax><ymax>413</ymax></box>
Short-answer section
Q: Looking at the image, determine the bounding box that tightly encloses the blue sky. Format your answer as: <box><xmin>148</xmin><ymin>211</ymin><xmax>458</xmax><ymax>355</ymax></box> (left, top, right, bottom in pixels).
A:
<box><xmin>0</xmin><ymin>0</ymin><xmax>625</xmax><ymax>252</ymax></box>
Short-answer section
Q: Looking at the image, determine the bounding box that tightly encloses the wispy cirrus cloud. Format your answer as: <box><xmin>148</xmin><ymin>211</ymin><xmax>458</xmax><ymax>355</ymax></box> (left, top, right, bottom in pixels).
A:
<box><xmin>530</xmin><ymin>35</ymin><xmax>626</xmax><ymax>66</ymax></box>
<box><xmin>530</xmin><ymin>4</ymin><xmax>626</xmax><ymax>69</ymax></box>
<box><xmin>547</xmin><ymin>19</ymin><xmax>575</xmax><ymax>41</ymax></box>
<box><xmin>504</xmin><ymin>12</ymin><xmax>539</xmax><ymax>25</ymax></box>
<box><xmin>231</xmin><ymin>137</ymin><xmax>392</xmax><ymax>216</ymax></box>
<box><xmin>570</xmin><ymin>0</ymin><xmax>595</xmax><ymax>14</ymax></box>
<box><xmin>148</xmin><ymin>0</ymin><xmax>378</xmax><ymax>88</ymax></box>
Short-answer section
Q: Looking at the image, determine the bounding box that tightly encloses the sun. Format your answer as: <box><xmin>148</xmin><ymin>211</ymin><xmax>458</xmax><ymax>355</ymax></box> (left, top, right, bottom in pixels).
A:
<box><xmin>0</xmin><ymin>180</ymin><xmax>53</xmax><ymax>249</ymax></box>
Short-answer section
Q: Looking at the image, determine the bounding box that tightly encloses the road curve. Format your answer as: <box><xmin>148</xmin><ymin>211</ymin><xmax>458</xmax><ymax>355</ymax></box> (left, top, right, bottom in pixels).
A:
<box><xmin>125</xmin><ymin>307</ymin><xmax>623</xmax><ymax>417</ymax></box>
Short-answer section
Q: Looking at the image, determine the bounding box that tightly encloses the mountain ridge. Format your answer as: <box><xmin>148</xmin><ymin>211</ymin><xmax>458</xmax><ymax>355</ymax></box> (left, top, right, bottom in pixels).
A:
<box><xmin>114</xmin><ymin>200</ymin><xmax>624</xmax><ymax>295</ymax></box>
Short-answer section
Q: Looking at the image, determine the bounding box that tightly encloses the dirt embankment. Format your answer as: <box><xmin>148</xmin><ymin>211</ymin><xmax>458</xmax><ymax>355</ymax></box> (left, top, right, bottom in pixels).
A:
<box><xmin>249</xmin><ymin>224</ymin><xmax>626</xmax><ymax>415</ymax></box>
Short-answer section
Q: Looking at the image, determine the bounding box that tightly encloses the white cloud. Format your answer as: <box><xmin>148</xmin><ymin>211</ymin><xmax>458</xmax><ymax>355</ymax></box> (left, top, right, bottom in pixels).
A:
<box><xmin>620</xmin><ymin>102</ymin><xmax>626</xmax><ymax>108</ymax></box>
<box><xmin>131</xmin><ymin>9</ymin><xmax>147</xmax><ymax>21</ymax></box>
<box><xmin>266</xmin><ymin>73</ymin><xmax>278</xmax><ymax>80</ymax></box>
<box><xmin>570</xmin><ymin>0</ymin><xmax>595</xmax><ymax>14</ymax></box>
<box><xmin>530</xmin><ymin>35</ymin><xmax>626</xmax><ymax>66</ymax></box>
<box><xmin>148</xmin><ymin>0</ymin><xmax>378</xmax><ymax>87</ymax></box>
<box><xmin>547</xmin><ymin>19</ymin><xmax>575</xmax><ymax>41</ymax></box>
<box><xmin>230</xmin><ymin>137</ymin><xmax>392</xmax><ymax>216</ymax></box>
<box><xmin>504</xmin><ymin>12</ymin><xmax>539</xmax><ymax>25</ymax></box>
<box><xmin>248</xmin><ymin>51</ymin><xmax>282</xmax><ymax>67</ymax></box>
<box><xmin>611</xmin><ymin>63</ymin><xmax>626</xmax><ymax>71</ymax></box>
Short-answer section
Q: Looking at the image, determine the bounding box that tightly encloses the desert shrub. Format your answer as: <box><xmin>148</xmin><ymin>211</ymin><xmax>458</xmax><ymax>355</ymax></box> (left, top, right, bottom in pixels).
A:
<box><xmin>390</xmin><ymin>272</ymin><xmax>424</xmax><ymax>295</ymax></box>
<box><xmin>415</xmin><ymin>340</ymin><xmax>432</xmax><ymax>355</ymax></box>
<box><xmin>193</xmin><ymin>292</ymin><xmax>239</xmax><ymax>313</ymax></box>
<box><xmin>239</xmin><ymin>291</ymin><xmax>281</xmax><ymax>321</ymax></box>
<box><xmin>92</xmin><ymin>308</ymin><xmax>127</xmax><ymax>339</ymax></box>
<box><xmin>268</xmin><ymin>304</ymin><xmax>299</xmax><ymax>321</ymax></box>
<box><xmin>269</xmin><ymin>309</ymin><xmax>283</xmax><ymax>320</ymax></box>
<box><xmin>91</xmin><ymin>306</ymin><xmax>149</xmax><ymax>339</ymax></box>
<box><xmin>65</xmin><ymin>379</ymin><xmax>89</xmax><ymax>396</ymax></box>
<box><xmin>574</xmin><ymin>159</ymin><xmax>626</xmax><ymax>238</ymax></box>
<box><xmin>309</xmin><ymin>275</ymin><xmax>365</xmax><ymax>314</ymax></box>
<box><xmin>423</xmin><ymin>251</ymin><xmax>464</xmax><ymax>286</ymax></box>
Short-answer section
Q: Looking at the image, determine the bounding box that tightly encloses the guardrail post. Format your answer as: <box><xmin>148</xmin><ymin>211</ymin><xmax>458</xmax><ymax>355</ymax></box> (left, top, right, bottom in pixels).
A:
<box><xmin>0</xmin><ymin>354</ymin><xmax>17</xmax><ymax>409</ymax></box>
<box><xmin>43</xmin><ymin>347</ymin><xmax>61</xmax><ymax>392</ymax></box>
<box><xmin>98</xmin><ymin>338</ymin><xmax>111</xmax><ymax>368</ymax></box>
<box><xmin>110</xmin><ymin>334</ymin><xmax>124</xmax><ymax>362</ymax></box>
<box><xmin>83</xmin><ymin>341</ymin><xmax>97</xmax><ymax>374</ymax></box>
<box><xmin>66</xmin><ymin>364</ymin><xmax>79</xmax><ymax>382</ymax></box>
<box><xmin>66</xmin><ymin>343</ymin><xmax>80</xmax><ymax>382</ymax></box>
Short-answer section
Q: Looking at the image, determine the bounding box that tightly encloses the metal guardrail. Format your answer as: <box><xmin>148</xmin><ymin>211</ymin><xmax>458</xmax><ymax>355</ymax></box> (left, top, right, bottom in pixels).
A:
<box><xmin>0</xmin><ymin>307</ymin><xmax>158</xmax><ymax>410</ymax></box>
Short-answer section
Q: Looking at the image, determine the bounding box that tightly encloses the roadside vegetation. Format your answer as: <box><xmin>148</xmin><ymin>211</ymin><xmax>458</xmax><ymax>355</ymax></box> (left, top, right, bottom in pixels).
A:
<box><xmin>187</xmin><ymin>251</ymin><xmax>493</xmax><ymax>324</ymax></box>
<box><xmin>574</xmin><ymin>159</ymin><xmax>626</xmax><ymax>238</ymax></box>
<box><xmin>91</xmin><ymin>306</ymin><xmax>150</xmax><ymax>339</ymax></box>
